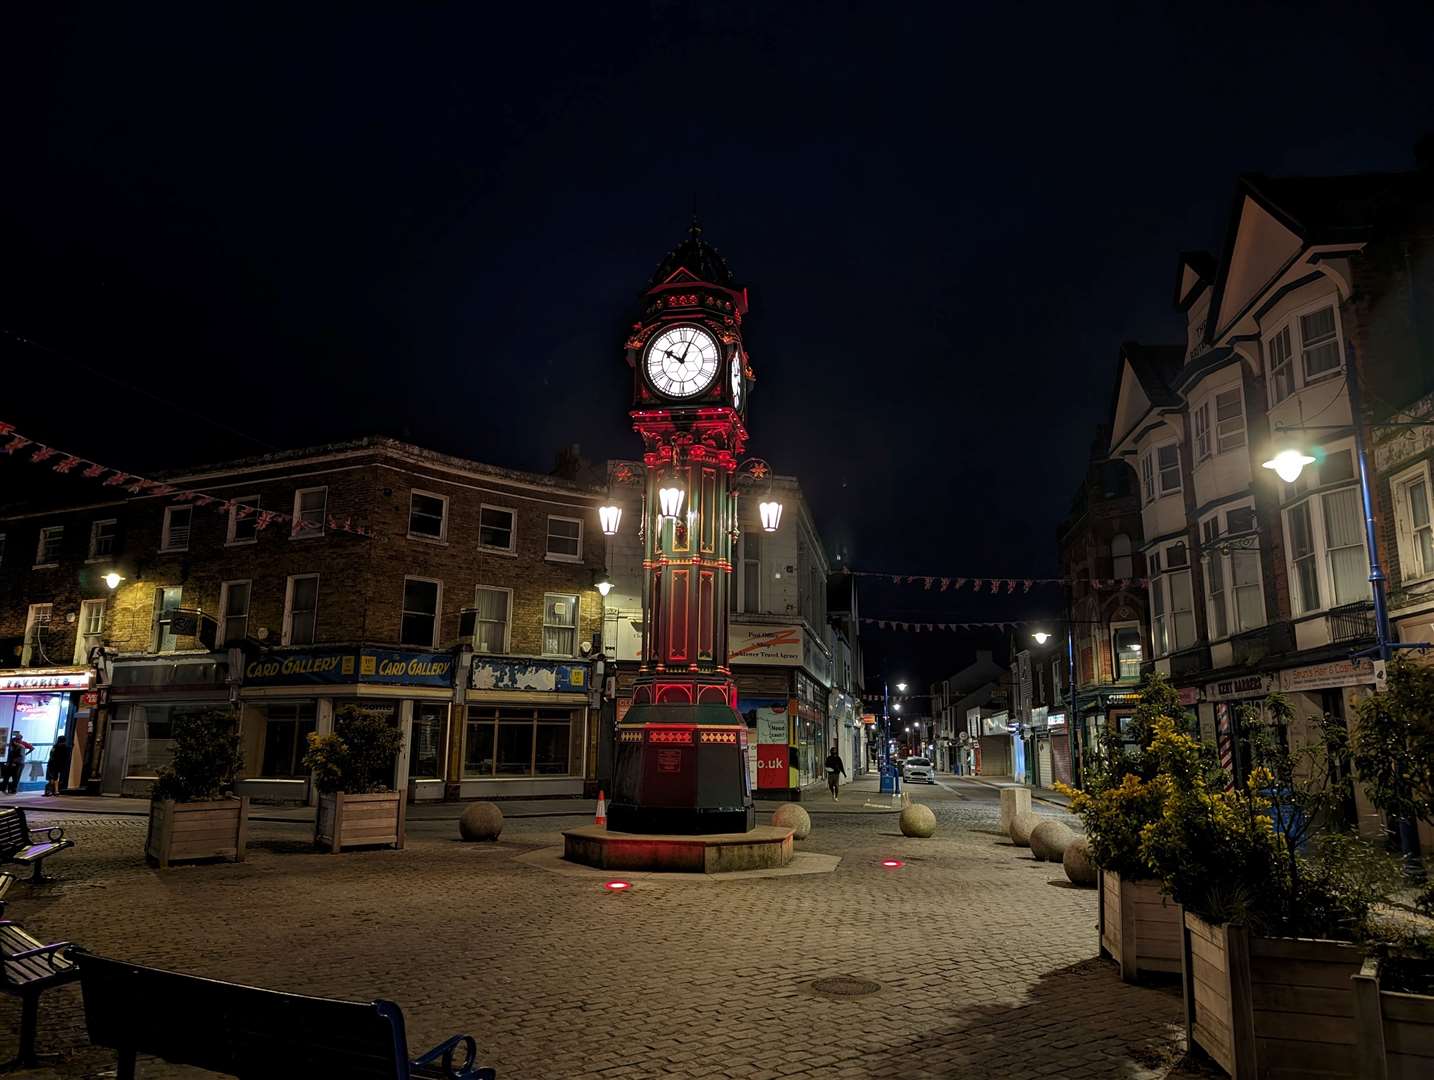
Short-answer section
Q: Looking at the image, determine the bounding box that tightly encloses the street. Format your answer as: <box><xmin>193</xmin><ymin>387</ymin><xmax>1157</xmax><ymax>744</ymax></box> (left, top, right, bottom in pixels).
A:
<box><xmin>0</xmin><ymin>778</ymin><xmax>1199</xmax><ymax>1079</ymax></box>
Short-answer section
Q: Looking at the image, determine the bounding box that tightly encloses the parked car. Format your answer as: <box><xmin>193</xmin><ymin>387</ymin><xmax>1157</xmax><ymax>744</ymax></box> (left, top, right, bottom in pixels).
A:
<box><xmin>902</xmin><ymin>756</ymin><xmax>935</xmax><ymax>784</ymax></box>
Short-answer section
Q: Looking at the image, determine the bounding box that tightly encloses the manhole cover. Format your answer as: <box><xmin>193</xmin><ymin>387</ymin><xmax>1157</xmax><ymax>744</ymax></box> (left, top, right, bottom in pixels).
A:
<box><xmin>810</xmin><ymin>976</ymin><xmax>882</xmax><ymax>998</ymax></box>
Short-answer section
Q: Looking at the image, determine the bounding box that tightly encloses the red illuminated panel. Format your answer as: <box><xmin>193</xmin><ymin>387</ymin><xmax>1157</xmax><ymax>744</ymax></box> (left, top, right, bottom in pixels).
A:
<box><xmin>669</xmin><ymin>569</ymin><xmax>689</xmax><ymax>662</ymax></box>
<box><xmin>698</xmin><ymin>570</ymin><xmax>714</xmax><ymax>659</ymax></box>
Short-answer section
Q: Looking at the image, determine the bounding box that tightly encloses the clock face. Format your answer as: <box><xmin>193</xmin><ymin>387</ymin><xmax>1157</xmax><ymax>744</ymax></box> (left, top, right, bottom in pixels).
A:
<box><xmin>645</xmin><ymin>325</ymin><xmax>720</xmax><ymax>399</ymax></box>
<box><xmin>730</xmin><ymin>350</ymin><xmax>743</xmax><ymax>410</ymax></box>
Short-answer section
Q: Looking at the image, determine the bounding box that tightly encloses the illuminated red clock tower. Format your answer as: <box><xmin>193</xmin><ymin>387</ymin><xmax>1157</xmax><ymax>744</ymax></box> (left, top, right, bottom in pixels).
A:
<box><xmin>606</xmin><ymin>220</ymin><xmax>757</xmax><ymax>834</ymax></box>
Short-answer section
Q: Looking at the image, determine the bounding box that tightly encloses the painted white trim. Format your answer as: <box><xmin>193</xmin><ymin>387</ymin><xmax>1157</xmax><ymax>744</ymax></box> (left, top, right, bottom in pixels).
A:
<box><xmin>217</xmin><ymin>579</ymin><xmax>252</xmax><ymax>647</ymax></box>
<box><xmin>160</xmin><ymin>505</ymin><xmax>192</xmax><ymax>553</ymax></box>
<box><xmin>541</xmin><ymin>592</ymin><xmax>580</xmax><ymax>658</ymax></box>
<box><xmin>282</xmin><ymin>573</ymin><xmax>320</xmax><ymax>646</ymax></box>
<box><xmin>472</xmin><ymin>585</ymin><xmax>514</xmax><ymax>654</ymax></box>
<box><xmin>544</xmin><ymin>514</ymin><xmax>583</xmax><ymax>563</ymax></box>
<box><xmin>1390</xmin><ymin>460</ymin><xmax>1434</xmax><ymax>584</ymax></box>
<box><xmin>478</xmin><ymin>503</ymin><xmax>518</xmax><ymax>554</ymax></box>
<box><xmin>226</xmin><ymin>493</ymin><xmax>260</xmax><ymax>546</ymax></box>
<box><xmin>87</xmin><ymin>518</ymin><xmax>118</xmax><ymax>561</ymax></box>
<box><xmin>407</xmin><ymin>488</ymin><xmax>450</xmax><ymax>543</ymax></box>
<box><xmin>290</xmin><ymin>487</ymin><xmax>327</xmax><ymax>540</ymax></box>
<box><xmin>400</xmin><ymin>576</ymin><xmax>444</xmax><ymax>650</ymax></box>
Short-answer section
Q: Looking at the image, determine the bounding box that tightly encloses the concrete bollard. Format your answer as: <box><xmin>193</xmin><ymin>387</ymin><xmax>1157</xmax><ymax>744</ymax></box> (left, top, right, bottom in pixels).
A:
<box><xmin>998</xmin><ymin>784</ymin><xmax>1032</xmax><ymax>835</ymax></box>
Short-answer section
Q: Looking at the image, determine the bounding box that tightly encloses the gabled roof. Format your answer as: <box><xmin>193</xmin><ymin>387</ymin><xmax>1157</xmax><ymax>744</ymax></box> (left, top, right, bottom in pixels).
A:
<box><xmin>1174</xmin><ymin>251</ymin><xmax>1215</xmax><ymax>311</ymax></box>
<box><xmin>1107</xmin><ymin>342</ymin><xmax>1184</xmax><ymax>456</ymax></box>
<box><xmin>1205</xmin><ymin>170</ymin><xmax>1417</xmax><ymax>342</ymax></box>
<box><xmin>648</xmin><ymin>217</ymin><xmax>737</xmax><ymax>289</ymax></box>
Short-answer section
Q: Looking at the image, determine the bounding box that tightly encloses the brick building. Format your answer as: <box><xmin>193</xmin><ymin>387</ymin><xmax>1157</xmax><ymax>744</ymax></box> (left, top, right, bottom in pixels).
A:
<box><xmin>0</xmin><ymin>437</ymin><xmax>608</xmax><ymax>802</ymax></box>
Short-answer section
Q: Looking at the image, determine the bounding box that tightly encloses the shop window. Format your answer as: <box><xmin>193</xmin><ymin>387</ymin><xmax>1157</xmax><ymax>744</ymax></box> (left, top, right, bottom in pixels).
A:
<box><xmin>283</xmin><ymin>575</ymin><xmax>319</xmax><ymax>645</ymax></box>
<box><xmin>259</xmin><ymin>702</ymin><xmax>317</xmax><ymax>778</ymax></box>
<box><xmin>5</xmin><ymin>693</ymin><xmax>67</xmax><ymax>789</ymax></box>
<box><xmin>21</xmin><ymin>603</ymin><xmax>53</xmax><ymax>666</ymax></box>
<box><xmin>227</xmin><ymin>495</ymin><xmax>259</xmax><ymax>545</ymax></box>
<box><xmin>463</xmin><ymin>705</ymin><xmax>575</xmax><ymax>778</ymax></box>
<box><xmin>218</xmin><ymin>580</ymin><xmax>251</xmax><ymax>645</ymax></box>
<box><xmin>542</xmin><ymin>593</ymin><xmax>577</xmax><ymax>657</ymax></box>
<box><xmin>400</xmin><ymin>578</ymin><xmax>441</xmax><ymax>648</ymax></box>
<box><xmin>153</xmin><ymin>587</ymin><xmax>183</xmax><ymax>653</ymax></box>
<box><xmin>291</xmin><ymin>487</ymin><xmax>327</xmax><ymax>539</ymax></box>
<box><xmin>478</xmin><ymin>505</ymin><xmax>516</xmax><ymax>552</ymax></box>
<box><xmin>472</xmin><ymin>586</ymin><xmax>511</xmax><ymax>653</ymax></box>
<box><xmin>408</xmin><ymin>490</ymin><xmax>448</xmax><ymax>542</ymax></box>
<box><xmin>411</xmin><ymin>703</ymin><xmax>446</xmax><ymax>780</ymax></box>
<box><xmin>161</xmin><ymin>506</ymin><xmax>192</xmax><ymax>552</ymax></box>
<box><xmin>35</xmin><ymin>525</ymin><xmax>63</xmax><ymax>567</ymax></box>
<box><xmin>545</xmin><ymin>516</ymin><xmax>582</xmax><ymax>562</ymax></box>
<box><xmin>89</xmin><ymin>518</ymin><xmax>117</xmax><ymax>559</ymax></box>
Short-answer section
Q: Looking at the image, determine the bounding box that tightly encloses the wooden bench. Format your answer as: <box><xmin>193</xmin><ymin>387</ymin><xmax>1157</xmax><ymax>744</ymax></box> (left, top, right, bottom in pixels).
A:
<box><xmin>0</xmin><ymin>872</ymin><xmax>15</xmax><ymax>917</ymax></box>
<box><xmin>75</xmin><ymin>950</ymin><xmax>496</xmax><ymax>1079</ymax></box>
<box><xmin>0</xmin><ymin>806</ymin><xmax>74</xmax><ymax>883</ymax></box>
<box><xmin>0</xmin><ymin>920</ymin><xmax>78</xmax><ymax>1069</ymax></box>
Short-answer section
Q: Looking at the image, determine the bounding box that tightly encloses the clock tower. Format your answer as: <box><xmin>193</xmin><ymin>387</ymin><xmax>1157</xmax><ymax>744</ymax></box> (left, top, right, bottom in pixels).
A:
<box><xmin>607</xmin><ymin>219</ymin><xmax>756</xmax><ymax>835</ymax></box>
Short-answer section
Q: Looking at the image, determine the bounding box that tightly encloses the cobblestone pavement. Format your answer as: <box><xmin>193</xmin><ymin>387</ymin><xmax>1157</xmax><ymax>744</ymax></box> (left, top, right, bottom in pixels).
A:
<box><xmin>0</xmin><ymin>780</ymin><xmax>1199</xmax><ymax>1079</ymax></box>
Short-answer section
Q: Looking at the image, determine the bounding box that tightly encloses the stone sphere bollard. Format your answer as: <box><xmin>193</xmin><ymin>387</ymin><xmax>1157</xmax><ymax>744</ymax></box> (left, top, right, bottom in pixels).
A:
<box><xmin>1029</xmin><ymin>820</ymin><xmax>1077</xmax><ymax>862</ymax></box>
<box><xmin>771</xmin><ymin>803</ymin><xmax>811</xmax><ymax>840</ymax></box>
<box><xmin>1063</xmin><ymin>837</ymin><xmax>1097</xmax><ymax>886</ymax></box>
<box><xmin>459</xmin><ymin>801</ymin><xmax>504</xmax><ymax>842</ymax></box>
<box><xmin>1010</xmin><ymin>809</ymin><xmax>1043</xmax><ymax>847</ymax></box>
<box><xmin>899</xmin><ymin>803</ymin><xmax>937</xmax><ymax>838</ymax></box>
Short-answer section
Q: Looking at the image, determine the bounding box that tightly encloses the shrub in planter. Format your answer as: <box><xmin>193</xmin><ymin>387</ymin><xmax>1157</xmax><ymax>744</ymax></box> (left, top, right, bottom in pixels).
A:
<box><xmin>145</xmin><ymin>709</ymin><xmax>247</xmax><ymax>868</ymax></box>
<box><xmin>304</xmin><ymin>705</ymin><xmax>406</xmax><ymax>852</ymax></box>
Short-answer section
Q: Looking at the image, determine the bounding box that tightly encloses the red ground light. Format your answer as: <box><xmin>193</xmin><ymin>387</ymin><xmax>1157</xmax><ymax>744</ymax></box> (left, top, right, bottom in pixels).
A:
<box><xmin>880</xmin><ymin>859</ymin><xmax>904</xmax><ymax>869</ymax></box>
<box><xmin>603</xmin><ymin>880</ymin><xmax>633</xmax><ymax>891</ymax></box>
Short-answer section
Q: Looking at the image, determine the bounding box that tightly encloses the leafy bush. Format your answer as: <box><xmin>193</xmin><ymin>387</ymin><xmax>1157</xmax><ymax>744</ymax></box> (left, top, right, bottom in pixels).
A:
<box><xmin>1352</xmin><ymin>657</ymin><xmax>1434</xmax><ymax>844</ymax></box>
<box><xmin>303</xmin><ymin>705</ymin><xmax>404</xmax><ymax>795</ymax></box>
<box><xmin>150</xmin><ymin>709</ymin><xmax>243</xmax><ymax>803</ymax></box>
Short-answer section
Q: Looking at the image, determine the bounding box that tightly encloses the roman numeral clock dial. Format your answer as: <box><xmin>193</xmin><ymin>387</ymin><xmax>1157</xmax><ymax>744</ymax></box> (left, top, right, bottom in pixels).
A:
<box><xmin>645</xmin><ymin>325</ymin><xmax>720</xmax><ymax>399</ymax></box>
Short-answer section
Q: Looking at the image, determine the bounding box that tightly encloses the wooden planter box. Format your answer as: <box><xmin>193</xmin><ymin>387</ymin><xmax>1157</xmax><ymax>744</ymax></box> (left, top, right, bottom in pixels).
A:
<box><xmin>1098</xmin><ymin>869</ymin><xmax>1182</xmax><ymax>983</ymax></box>
<box><xmin>145</xmin><ymin>797</ymin><xmax>248</xmax><ymax>869</ymax></box>
<box><xmin>1353</xmin><ymin>956</ymin><xmax>1434</xmax><ymax>1079</ymax></box>
<box><xmin>315</xmin><ymin>791</ymin><xmax>405</xmax><ymax>853</ymax></box>
<box><xmin>1181</xmin><ymin>910</ymin><xmax>1365</xmax><ymax>1078</ymax></box>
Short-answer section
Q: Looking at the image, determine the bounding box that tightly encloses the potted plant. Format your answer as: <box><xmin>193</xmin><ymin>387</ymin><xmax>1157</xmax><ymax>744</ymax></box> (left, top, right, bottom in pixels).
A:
<box><xmin>304</xmin><ymin>704</ymin><xmax>406</xmax><ymax>853</ymax></box>
<box><xmin>145</xmin><ymin>708</ymin><xmax>248</xmax><ymax>869</ymax></box>
<box><xmin>1056</xmin><ymin>674</ymin><xmax>1185</xmax><ymax>982</ymax></box>
<box><xmin>1140</xmin><ymin>701</ymin><xmax>1405</xmax><ymax>1079</ymax></box>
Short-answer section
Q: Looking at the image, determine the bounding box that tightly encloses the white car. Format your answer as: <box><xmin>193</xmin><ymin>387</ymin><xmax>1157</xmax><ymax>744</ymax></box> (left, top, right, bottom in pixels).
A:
<box><xmin>902</xmin><ymin>756</ymin><xmax>935</xmax><ymax>784</ymax></box>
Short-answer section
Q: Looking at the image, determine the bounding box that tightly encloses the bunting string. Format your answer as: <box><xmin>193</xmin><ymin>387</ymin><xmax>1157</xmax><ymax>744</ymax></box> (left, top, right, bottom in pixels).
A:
<box><xmin>858</xmin><ymin>616</ymin><xmax>1034</xmax><ymax>634</ymax></box>
<box><xmin>842</xmin><ymin>569</ymin><xmax>1148</xmax><ymax>592</ymax></box>
<box><xmin>0</xmin><ymin>420</ymin><xmax>373</xmax><ymax>538</ymax></box>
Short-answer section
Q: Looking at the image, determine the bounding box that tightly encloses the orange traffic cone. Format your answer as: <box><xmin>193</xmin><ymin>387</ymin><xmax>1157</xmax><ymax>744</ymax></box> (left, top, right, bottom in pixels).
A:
<box><xmin>595</xmin><ymin>789</ymin><xmax>607</xmax><ymax>827</ymax></box>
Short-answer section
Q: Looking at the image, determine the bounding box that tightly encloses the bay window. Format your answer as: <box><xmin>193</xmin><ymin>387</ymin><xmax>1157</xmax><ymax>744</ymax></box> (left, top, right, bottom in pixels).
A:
<box><xmin>1200</xmin><ymin>505</ymin><xmax>1267</xmax><ymax>639</ymax></box>
<box><xmin>1149</xmin><ymin>541</ymin><xmax>1196</xmax><ymax>657</ymax></box>
<box><xmin>1265</xmin><ymin>300</ymin><xmax>1344</xmax><ymax>405</ymax></box>
<box><xmin>1284</xmin><ymin>483</ymin><xmax>1370</xmax><ymax>615</ymax></box>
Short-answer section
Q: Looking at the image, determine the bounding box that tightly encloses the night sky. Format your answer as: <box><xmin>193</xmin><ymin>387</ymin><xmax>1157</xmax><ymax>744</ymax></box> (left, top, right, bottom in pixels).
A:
<box><xmin>6</xmin><ymin>3</ymin><xmax>1434</xmax><ymax>688</ymax></box>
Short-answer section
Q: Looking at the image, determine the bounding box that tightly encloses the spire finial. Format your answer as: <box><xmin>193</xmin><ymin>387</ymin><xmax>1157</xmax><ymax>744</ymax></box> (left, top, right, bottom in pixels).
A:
<box><xmin>690</xmin><ymin>196</ymin><xmax>701</xmax><ymax>239</ymax></box>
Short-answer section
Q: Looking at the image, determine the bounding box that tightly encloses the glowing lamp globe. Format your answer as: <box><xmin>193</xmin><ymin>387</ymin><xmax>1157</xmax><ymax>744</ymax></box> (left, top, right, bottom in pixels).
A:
<box><xmin>758</xmin><ymin>500</ymin><xmax>783</xmax><ymax>532</ymax></box>
<box><xmin>596</xmin><ymin>578</ymin><xmax>613</xmax><ymax>598</ymax></box>
<box><xmin>1262</xmin><ymin>449</ymin><xmax>1316</xmax><ymax>484</ymax></box>
<box><xmin>1033</xmin><ymin>631</ymin><xmax>1050</xmax><ymax>645</ymax></box>
<box><xmin>104</xmin><ymin>572</ymin><xmax>124</xmax><ymax>590</ymax></box>
<box><xmin>598</xmin><ymin>505</ymin><xmax>622</xmax><ymax>536</ymax></box>
<box><xmin>658</xmin><ymin>486</ymin><xmax>685</xmax><ymax>519</ymax></box>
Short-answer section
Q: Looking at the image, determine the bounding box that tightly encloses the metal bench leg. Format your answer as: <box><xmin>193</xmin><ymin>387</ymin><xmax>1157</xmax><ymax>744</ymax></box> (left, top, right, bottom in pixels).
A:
<box><xmin>0</xmin><ymin>991</ymin><xmax>53</xmax><ymax>1071</ymax></box>
<box><xmin>29</xmin><ymin>862</ymin><xmax>46</xmax><ymax>885</ymax></box>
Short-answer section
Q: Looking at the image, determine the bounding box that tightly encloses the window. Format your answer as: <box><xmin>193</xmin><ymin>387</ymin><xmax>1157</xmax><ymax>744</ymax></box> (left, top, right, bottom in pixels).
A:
<box><xmin>463</xmin><ymin>705</ymin><xmax>577</xmax><ymax>778</ymax></box>
<box><xmin>545</xmin><ymin>515</ymin><xmax>582</xmax><ymax>562</ymax></box>
<box><xmin>291</xmin><ymin>487</ymin><xmax>327</xmax><ymax>539</ymax></box>
<box><xmin>227</xmin><ymin>495</ymin><xmax>259</xmax><ymax>545</ymax></box>
<box><xmin>161</xmin><ymin>506</ymin><xmax>192</xmax><ymax>552</ymax></box>
<box><xmin>22</xmin><ymin>603</ymin><xmax>53</xmax><ymax>666</ymax></box>
<box><xmin>542</xmin><ymin>593</ymin><xmax>578</xmax><ymax>657</ymax></box>
<box><xmin>1206</xmin><ymin>550</ymin><xmax>1228</xmax><ymax>640</ymax></box>
<box><xmin>153</xmin><ymin>587</ymin><xmax>183</xmax><ymax>652</ymax></box>
<box><xmin>1287</xmin><ymin>502</ymin><xmax>1321</xmax><ymax>614</ymax></box>
<box><xmin>1150</xmin><ymin>568</ymin><xmax>1195</xmax><ymax>657</ymax></box>
<box><xmin>1227</xmin><ymin>507</ymin><xmax>1257</xmax><ymax>534</ymax></box>
<box><xmin>408</xmin><ymin>490</ymin><xmax>448</xmax><ymax>541</ymax></box>
<box><xmin>218</xmin><ymin>580</ymin><xmax>251</xmax><ymax>645</ymax></box>
<box><xmin>35</xmin><ymin>525</ymin><xmax>63</xmax><ymax>566</ymax></box>
<box><xmin>259</xmin><ymin>702</ymin><xmax>316</xmax><ymax>778</ymax></box>
<box><xmin>1320</xmin><ymin>450</ymin><xmax>1355</xmax><ymax>486</ymax></box>
<box><xmin>1300</xmin><ymin>306</ymin><xmax>1341</xmax><ymax>380</ymax></box>
<box><xmin>1215</xmin><ymin>387</ymin><xmax>1246</xmax><ymax>453</ymax></box>
<box><xmin>1165</xmin><ymin>541</ymin><xmax>1189</xmax><ymax>568</ymax></box>
<box><xmin>411</xmin><ymin>703</ymin><xmax>446</xmax><ymax>780</ymax></box>
<box><xmin>284</xmin><ymin>575</ymin><xmax>319</xmax><ymax>645</ymax></box>
<box><xmin>130</xmin><ymin>704</ymin><xmax>217</xmax><ymax>777</ymax></box>
<box><xmin>1231</xmin><ymin>550</ymin><xmax>1266</xmax><ymax>631</ymax></box>
<box><xmin>1393</xmin><ymin>464</ymin><xmax>1434</xmax><ymax>581</ymax></box>
<box><xmin>1268</xmin><ymin>325</ymin><xmax>1295</xmax><ymax>404</ymax></box>
<box><xmin>1111</xmin><ymin>624</ymin><xmax>1142</xmax><ymax>681</ymax></box>
<box><xmin>401</xmin><ymin>578</ymin><xmax>441</xmax><ymax>648</ymax></box>
<box><xmin>1158</xmin><ymin>445</ymin><xmax>1181</xmax><ymax>495</ymax></box>
<box><xmin>89</xmin><ymin>519</ymin><xmax>117</xmax><ymax>559</ymax></box>
<box><xmin>1194</xmin><ymin>400</ymin><xmax>1211</xmax><ymax>461</ymax></box>
<box><xmin>73</xmin><ymin>599</ymin><xmax>106</xmax><ymax>664</ymax></box>
<box><xmin>1141</xmin><ymin>453</ymin><xmax>1155</xmax><ymax>503</ymax></box>
<box><xmin>478</xmin><ymin>505</ymin><xmax>516</xmax><ymax>552</ymax></box>
<box><xmin>742</xmin><ymin>532</ymin><xmax>761</xmax><ymax>611</ymax></box>
<box><xmin>472</xmin><ymin>586</ymin><xmax>511</xmax><ymax>653</ymax></box>
<box><xmin>1323</xmin><ymin>487</ymin><xmax>1368</xmax><ymax>607</ymax></box>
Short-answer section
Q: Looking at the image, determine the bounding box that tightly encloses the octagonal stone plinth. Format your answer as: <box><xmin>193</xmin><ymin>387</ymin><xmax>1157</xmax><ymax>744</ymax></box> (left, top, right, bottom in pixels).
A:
<box><xmin>563</xmin><ymin>825</ymin><xmax>794</xmax><ymax>874</ymax></box>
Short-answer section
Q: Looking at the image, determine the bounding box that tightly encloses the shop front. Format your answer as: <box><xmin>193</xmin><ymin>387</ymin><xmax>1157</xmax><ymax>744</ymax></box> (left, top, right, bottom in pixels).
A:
<box><xmin>0</xmin><ymin>668</ymin><xmax>92</xmax><ymax>793</ymax></box>
<box><xmin>729</xmin><ymin>621</ymin><xmax>831</xmax><ymax>801</ymax></box>
<box><xmin>239</xmin><ymin>645</ymin><xmax>457</xmax><ymax>805</ymax></box>
<box><xmin>1199</xmin><ymin>673</ymin><xmax>1275</xmax><ymax>786</ymax></box>
<box><xmin>104</xmin><ymin>655</ymin><xmax>232</xmax><ymax>797</ymax></box>
<box><xmin>460</xmin><ymin>655</ymin><xmax>591</xmax><ymax>798</ymax></box>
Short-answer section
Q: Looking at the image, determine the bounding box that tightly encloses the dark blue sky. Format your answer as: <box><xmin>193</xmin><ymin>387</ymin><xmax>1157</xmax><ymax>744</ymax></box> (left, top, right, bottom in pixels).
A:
<box><xmin>5</xmin><ymin>2</ymin><xmax>1433</xmax><ymax>682</ymax></box>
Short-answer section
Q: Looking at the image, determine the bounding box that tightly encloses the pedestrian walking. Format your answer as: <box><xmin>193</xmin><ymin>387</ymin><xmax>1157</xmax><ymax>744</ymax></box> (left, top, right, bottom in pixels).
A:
<box><xmin>825</xmin><ymin>744</ymin><xmax>846</xmax><ymax>800</ymax></box>
<box><xmin>45</xmin><ymin>736</ymin><xmax>71</xmax><ymax>797</ymax></box>
<box><xmin>4</xmin><ymin>732</ymin><xmax>34</xmax><ymax>795</ymax></box>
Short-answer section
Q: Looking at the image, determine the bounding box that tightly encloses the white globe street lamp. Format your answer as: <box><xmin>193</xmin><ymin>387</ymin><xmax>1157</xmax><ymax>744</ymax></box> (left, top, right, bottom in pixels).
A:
<box><xmin>1262</xmin><ymin>448</ymin><xmax>1317</xmax><ymax>484</ymax></box>
<box><xmin>598</xmin><ymin>505</ymin><xmax>622</xmax><ymax>536</ymax></box>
